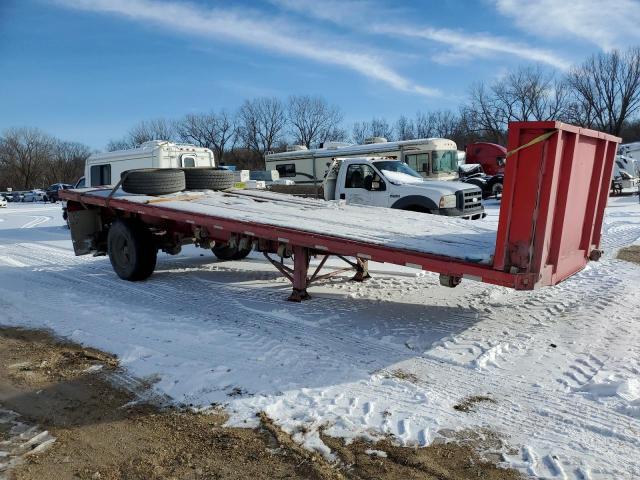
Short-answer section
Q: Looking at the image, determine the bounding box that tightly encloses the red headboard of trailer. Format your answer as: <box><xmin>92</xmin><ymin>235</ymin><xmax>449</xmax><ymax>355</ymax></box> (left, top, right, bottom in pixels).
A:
<box><xmin>493</xmin><ymin>121</ymin><xmax>621</xmax><ymax>288</ymax></box>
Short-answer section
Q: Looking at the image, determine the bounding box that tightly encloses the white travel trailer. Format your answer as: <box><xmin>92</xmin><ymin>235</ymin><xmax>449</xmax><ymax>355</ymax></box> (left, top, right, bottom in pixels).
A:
<box><xmin>85</xmin><ymin>141</ymin><xmax>215</xmax><ymax>187</ymax></box>
<box><xmin>264</xmin><ymin>137</ymin><xmax>459</xmax><ymax>184</ymax></box>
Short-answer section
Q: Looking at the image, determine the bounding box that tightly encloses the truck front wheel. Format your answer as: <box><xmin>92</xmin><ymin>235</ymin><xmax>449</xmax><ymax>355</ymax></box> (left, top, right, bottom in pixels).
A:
<box><xmin>108</xmin><ymin>219</ymin><xmax>157</xmax><ymax>281</ymax></box>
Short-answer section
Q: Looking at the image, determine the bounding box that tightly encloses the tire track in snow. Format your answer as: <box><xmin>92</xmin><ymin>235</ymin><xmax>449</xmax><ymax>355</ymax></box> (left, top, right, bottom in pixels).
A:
<box><xmin>20</xmin><ymin>216</ymin><xmax>51</xmax><ymax>229</ymax></box>
<box><xmin>0</xmin><ymin>242</ymin><xmax>434</xmax><ymax>389</ymax></box>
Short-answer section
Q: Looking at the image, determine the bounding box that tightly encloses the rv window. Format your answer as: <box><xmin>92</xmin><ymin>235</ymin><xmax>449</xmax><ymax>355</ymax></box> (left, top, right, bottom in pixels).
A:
<box><xmin>276</xmin><ymin>164</ymin><xmax>296</xmax><ymax>177</ymax></box>
<box><xmin>182</xmin><ymin>155</ymin><xmax>196</xmax><ymax>168</ymax></box>
<box><xmin>405</xmin><ymin>154</ymin><xmax>430</xmax><ymax>173</ymax></box>
<box><xmin>90</xmin><ymin>164</ymin><xmax>111</xmax><ymax>186</ymax></box>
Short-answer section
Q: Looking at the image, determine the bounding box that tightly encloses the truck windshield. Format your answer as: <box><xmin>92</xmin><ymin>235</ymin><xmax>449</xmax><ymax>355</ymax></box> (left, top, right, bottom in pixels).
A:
<box><xmin>432</xmin><ymin>150</ymin><xmax>458</xmax><ymax>173</ymax></box>
<box><xmin>374</xmin><ymin>161</ymin><xmax>422</xmax><ymax>179</ymax></box>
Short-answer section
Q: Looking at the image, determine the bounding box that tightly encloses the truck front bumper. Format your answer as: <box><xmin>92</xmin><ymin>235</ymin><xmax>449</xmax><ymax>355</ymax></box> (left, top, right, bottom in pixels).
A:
<box><xmin>434</xmin><ymin>206</ymin><xmax>486</xmax><ymax>220</ymax></box>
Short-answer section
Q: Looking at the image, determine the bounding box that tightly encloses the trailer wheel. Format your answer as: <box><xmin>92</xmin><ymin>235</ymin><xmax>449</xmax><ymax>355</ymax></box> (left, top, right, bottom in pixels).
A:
<box><xmin>108</xmin><ymin>219</ymin><xmax>157</xmax><ymax>281</ymax></box>
<box><xmin>121</xmin><ymin>169</ymin><xmax>186</xmax><ymax>195</ymax></box>
<box><xmin>232</xmin><ymin>246</ymin><xmax>252</xmax><ymax>260</ymax></box>
<box><xmin>183</xmin><ymin>168</ymin><xmax>234</xmax><ymax>191</ymax></box>
<box><xmin>212</xmin><ymin>243</ymin><xmax>238</xmax><ymax>260</ymax></box>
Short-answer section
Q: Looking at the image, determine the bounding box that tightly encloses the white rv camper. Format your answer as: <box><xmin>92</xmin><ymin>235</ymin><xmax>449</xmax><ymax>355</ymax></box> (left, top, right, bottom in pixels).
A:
<box><xmin>85</xmin><ymin>141</ymin><xmax>215</xmax><ymax>187</ymax></box>
<box><xmin>264</xmin><ymin>137</ymin><xmax>459</xmax><ymax>184</ymax></box>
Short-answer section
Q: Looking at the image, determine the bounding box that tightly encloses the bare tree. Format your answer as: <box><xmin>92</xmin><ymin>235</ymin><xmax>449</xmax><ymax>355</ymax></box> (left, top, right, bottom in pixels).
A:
<box><xmin>620</xmin><ymin>118</ymin><xmax>640</xmax><ymax>143</ymax></box>
<box><xmin>287</xmin><ymin>95</ymin><xmax>343</xmax><ymax>148</ymax></box>
<box><xmin>237</xmin><ymin>97</ymin><xmax>287</xmax><ymax>155</ymax></box>
<box><xmin>105</xmin><ymin>138</ymin><xmax>132</xmax><ymax>152</ymax></box>
<box><xmin>128</xmin><ymin>118</ymin><xmax>175</xmax><ymax>145</ymax></box>
<box><xmin>47</xmin><ymin>141</ymin><xmax>91</xmax><ymax>184</ymax></box>
<box><xmin>351</xmin><ymin>121</ymin><xmax>370</xmax><ymax>144</ymax></box>
<box><xmin>175</xmin><ymin>111</ymin><xmax>237</xmax><ymax>162</ymax></box>
<box><xmin>370</xmin><ymin>118</ymin><xmax>393</xmax><ymax>139</ymax></box>
<box><xmin>106</xmin><ymin>118</ymin><xmax>176</xmax><ymax>151</ymax></box>
<box><xmin>429</xmin><ymin>111</ymin><xmax>460</xmax><ymax>138</ymax></box>
<box><xmin>321</xmin><ymin>126</ymin><xmax>349</xmax><ymax>144</ymax></box>
<box><xmin>465</xmin><ymin>66</ymin><xmax>569</xmax><ymax>144</ymax></box>
<box><xmin>567</xmin><ymin>48</ymin><xmax>640</xmax><ymax>135</ymax></box>
<box><xmin>415</xmin><ymin>112</ymin><xmax>435</xmax><ymax>138</ymax></box>
<box><xmin>395</xmin><ymin>115</ymin><xmax>415</xmax><ymax>140</ymax></box>
<box><xmin>0</xmin><ymin>127</ymin><xmax>54</xmax><ymax>189</ymax></box>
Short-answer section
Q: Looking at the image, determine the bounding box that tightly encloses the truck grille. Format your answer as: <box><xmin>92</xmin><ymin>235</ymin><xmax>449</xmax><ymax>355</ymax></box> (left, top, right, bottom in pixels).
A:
<box><xmin>460</xmin><ymin>189</ymin><xmax>482</xmax><ymax>211</ymax></box>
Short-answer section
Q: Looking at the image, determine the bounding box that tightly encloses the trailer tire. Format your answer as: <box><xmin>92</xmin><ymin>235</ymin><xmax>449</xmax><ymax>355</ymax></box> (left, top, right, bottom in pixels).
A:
<box><xmin>183</xmin><ymin>168</ymin><xmax>234</xmax><ymax>191</ymax></box>
<box><xmin>108</xmin><ymin>219</ymin><xmax>157</xmax><ymax>281</ymax></box>
<box><xmin>232</xmin><ymin>246</ymin><xmax>252</xmax><ymax>260</ymax></box>
<box><xmin>212</xmin><ymin>243</ymin><xmax>238</xmax><ymax>261</ymax></box>
<box><xmin>121</xmin><ymin>169</ymin><xmax>186</xmax><ymax>195</ymax></box>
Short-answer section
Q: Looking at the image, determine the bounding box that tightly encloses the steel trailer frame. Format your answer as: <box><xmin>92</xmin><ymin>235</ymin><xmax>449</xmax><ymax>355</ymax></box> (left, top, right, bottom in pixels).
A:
<box><xmin>61</xmin><ymin>122</ymin><xmax>620</xmax><ymax>301</ymax></box>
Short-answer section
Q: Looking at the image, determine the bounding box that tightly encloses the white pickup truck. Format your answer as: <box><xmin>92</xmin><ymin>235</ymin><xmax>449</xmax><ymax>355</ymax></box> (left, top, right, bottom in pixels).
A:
<box><xmin>323</xmin><ymin>158</ymin><xmax>485</xmax><ymax>219</ymax></box>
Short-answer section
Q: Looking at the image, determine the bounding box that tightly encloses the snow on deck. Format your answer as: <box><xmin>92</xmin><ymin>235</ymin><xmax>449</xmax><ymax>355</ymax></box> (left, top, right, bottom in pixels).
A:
<box><xmin>84</xmin><ymin>188</ymin><xmax>497</xmax><ymax>264</ymax></box>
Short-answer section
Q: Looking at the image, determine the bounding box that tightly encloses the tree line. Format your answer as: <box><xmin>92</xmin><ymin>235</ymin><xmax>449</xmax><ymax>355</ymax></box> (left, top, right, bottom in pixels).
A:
<box><xmin>2</xmin><ymin>47</ymin><xmax>640</xmax><ymax>189</ymax></box>
<box><xmin>0</xmin><ymin>128</ymin><xmax>90</xmax><ymax>190</ymax></box>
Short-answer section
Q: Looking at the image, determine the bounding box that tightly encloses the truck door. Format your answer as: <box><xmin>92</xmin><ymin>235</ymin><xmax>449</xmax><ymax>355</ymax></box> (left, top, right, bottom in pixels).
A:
<box><xmin>343</xmin><ymin>163</ymin><xmax>387</xmax><ymax>206</ymax></box>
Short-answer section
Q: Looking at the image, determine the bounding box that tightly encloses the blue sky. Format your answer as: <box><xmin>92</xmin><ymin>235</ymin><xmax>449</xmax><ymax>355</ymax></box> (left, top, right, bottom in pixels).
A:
<box><xmin>1</xmin><ymin>0</ymin><xmax>639</xmax><ymax>149</ymax></box>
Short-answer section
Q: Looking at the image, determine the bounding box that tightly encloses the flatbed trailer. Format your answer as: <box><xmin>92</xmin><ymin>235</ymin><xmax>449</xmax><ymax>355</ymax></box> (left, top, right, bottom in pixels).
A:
<box><xmin>61</xmin><ymin>122</ymin><xmax>620</xmax><ymax>300</ymax></box>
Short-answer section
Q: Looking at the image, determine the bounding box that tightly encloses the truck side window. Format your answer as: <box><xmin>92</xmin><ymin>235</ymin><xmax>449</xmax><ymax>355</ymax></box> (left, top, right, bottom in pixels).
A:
<box><xmin>276</xmin><ymin>164</ymin><xmax>296</xmax><ymax>177</ymax></box>
<box><xmin>345</xmin><ymin>164</ymin><xmax>375</xmax><ymax>188</ymax></box>
<box><xmin>90</xmin><ymin>165</ymin><xmax>111</xmax><ymax>186</ymax></box>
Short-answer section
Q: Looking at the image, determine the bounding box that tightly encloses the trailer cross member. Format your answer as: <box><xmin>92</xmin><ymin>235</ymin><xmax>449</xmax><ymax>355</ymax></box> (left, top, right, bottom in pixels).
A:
<box><xmin>263</xmin><ymin>248</ymin><xmax>370</xmax><ymax>301</ymax></box>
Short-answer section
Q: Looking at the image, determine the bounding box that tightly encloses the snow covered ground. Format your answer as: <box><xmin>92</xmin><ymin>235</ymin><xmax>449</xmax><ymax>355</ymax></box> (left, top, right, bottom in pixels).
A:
<box><xmin>1</xmin><ymin>198</ymin><xmax>639</xmax><ymax>479</ymax></box>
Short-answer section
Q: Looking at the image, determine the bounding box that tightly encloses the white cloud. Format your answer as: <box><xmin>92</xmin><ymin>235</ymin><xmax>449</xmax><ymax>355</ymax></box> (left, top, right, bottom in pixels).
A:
<box><xmin>494</xmin><ymin>0</ymin><xmax>640</xmax><ymax>51</ymax></box>
<box><xmin>270</xmin><ymin>0</ymin><xmax>570</xmax><ymax>69</ymax></box>
<box><xmin>54</xmin><ymin>0</ymin><xmax>440</xmax><ymax>98</ymax></box>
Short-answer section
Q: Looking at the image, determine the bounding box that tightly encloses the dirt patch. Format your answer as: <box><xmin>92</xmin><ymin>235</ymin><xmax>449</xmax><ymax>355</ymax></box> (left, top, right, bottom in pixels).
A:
<box><xmin>321</xmin><ymin>433</ymin><xmax>520</xmax><ymax>480</ymax></box>
<box><xmin>388</xmin><ymin>369</ymin><xmax>420</xmax><ymax>384</ymax></box>
<box><xmin>453</xmin><ymin>395</ymin><xmax>497</xmax><ymax>413</ymax></box>
<box><xmin>617</xmin><ymin>245</ymin><xmax>640</xmax><ymax>265</ymax></box>
<box><xmin>0</xmin><ymin>327</ymin><xmax>522</xmax><ymax>479</ymax></box>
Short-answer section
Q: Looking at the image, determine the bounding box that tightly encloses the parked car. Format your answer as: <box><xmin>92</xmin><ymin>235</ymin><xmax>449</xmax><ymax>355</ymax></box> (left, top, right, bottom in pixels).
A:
<box><xmin>10</xmin><ymin>192</ymin><xmax>25</xmax><ymax>202</ymax></box>
<box><xmin>62</xmin><ymin>176</ymin><xmax>85</xmax><ymax>223</ymax></box>
<box><xmin>46</xmin><ymin>183</ymin><xmax>73</xmax><ymax>202</ymax></box>
<box><xmin>22</xmin><ymin>190</ymin><xmax>48</xmax><ymax>202</ymax></box>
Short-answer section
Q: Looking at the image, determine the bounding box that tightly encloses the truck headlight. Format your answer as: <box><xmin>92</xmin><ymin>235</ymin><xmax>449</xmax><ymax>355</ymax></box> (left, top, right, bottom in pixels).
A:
<box><xmin>439</xmin><ymin>194</ymin><xmax>457</xmax><ymax>209</ymax></box>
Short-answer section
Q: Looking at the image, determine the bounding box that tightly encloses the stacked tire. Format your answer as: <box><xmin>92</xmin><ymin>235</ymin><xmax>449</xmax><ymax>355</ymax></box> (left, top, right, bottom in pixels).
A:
<box><xmin>121</xmin><ymin>169</ymin><xmax>186</xmax><ymax>195</ymax></box>
<box><xmin>183</xmin><ymin>167</ymin><xmax>235</xmax><ymax>191</ymax></box>
<box><xmin>120</xmin><ymin>167</ymin><xmax>234</xmax><ymax>195</ymax></box>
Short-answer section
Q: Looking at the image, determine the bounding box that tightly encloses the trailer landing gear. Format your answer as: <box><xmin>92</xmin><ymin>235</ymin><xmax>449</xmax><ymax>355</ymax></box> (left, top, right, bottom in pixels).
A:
<box><xmin>263</xmin><ymin>247</ymin><xmax>371</xmax><ymax>302</ymax></box>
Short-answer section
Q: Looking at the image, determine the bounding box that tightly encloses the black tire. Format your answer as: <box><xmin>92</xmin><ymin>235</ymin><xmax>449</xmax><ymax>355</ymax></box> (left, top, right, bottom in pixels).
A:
<box><xmin>108</xmin><ymin>219</ymin><xmax>157</xmax><ymax>281</ymax></box>
<box><xmin>212</xmin><ymin>243</ymin><xmax>238</xmax><ymax>261</ymax></box>
<box><xmin>232</xmin><ymin>246</ymin><xmax>252</xmax><ymax>260</ymax></box>
<box><xmin>491</xmin><ymin>181</ymin><xmax>503</xmax><ymax>198</ymax></box>
<box><xmin>183</xmin><ymin>168</ymin><xmax>234</xmax><ymax>191</ymax></box>
<box><xmin>121</xmin><ymin>169</ymin><xmax>186</xmax><ymax>195</ymax></box>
